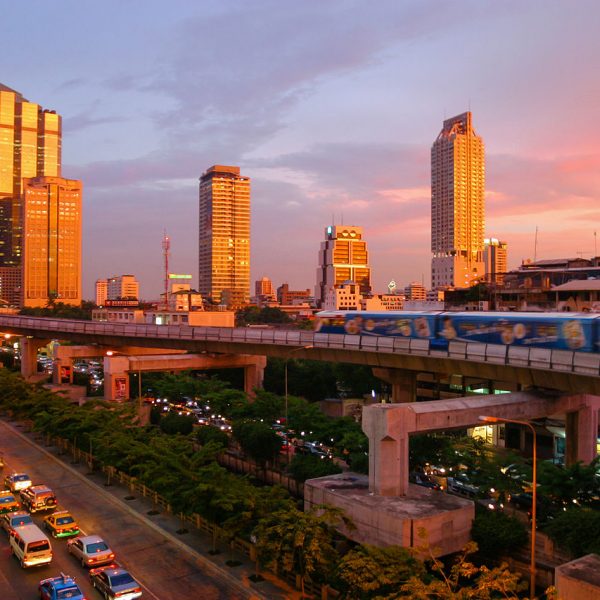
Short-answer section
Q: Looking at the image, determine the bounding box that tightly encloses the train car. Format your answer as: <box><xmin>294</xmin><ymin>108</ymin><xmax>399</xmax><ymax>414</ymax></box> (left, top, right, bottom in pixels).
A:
<box><xmin>315</xmin><ymin>310</ymin><xmax>600</xmax><ymax>353</ymax></box>
<box><xmin>315</xmin><ymin>310</ymin><xmax>445</xmax><ymax>343</ymax></box>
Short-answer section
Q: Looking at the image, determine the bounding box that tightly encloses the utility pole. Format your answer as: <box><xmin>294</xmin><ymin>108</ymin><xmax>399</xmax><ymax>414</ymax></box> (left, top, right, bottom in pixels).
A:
<box><xmin>162</xmin><ymin>230</ymin><xmax>170</xmax><ymax>310</ymax></box>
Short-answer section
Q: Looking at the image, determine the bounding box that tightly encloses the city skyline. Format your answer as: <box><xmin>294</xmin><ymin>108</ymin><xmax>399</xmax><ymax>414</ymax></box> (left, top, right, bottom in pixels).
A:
<box><xmin>2</xmin><ymin>1</ymin><xmax>599</xmax><ymax>299</ymax></box>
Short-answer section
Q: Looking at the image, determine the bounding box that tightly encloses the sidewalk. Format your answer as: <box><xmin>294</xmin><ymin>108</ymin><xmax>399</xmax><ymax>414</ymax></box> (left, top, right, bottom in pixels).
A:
<box><xmin>5</xmin><ymin>419</ymin><xmax>304</xmax><ymax>600</ymax></box>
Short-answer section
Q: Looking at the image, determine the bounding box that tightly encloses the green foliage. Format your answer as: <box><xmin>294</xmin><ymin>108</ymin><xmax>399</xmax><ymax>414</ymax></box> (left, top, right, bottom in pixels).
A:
<box><xmin>287</xmin><ymin>454</ymin><xmax>342</xmax><ymax>483</ymax></box>
<box><xmin>159</xmin><ymin>412</ymin><xmax>196</xmax><ymax>435</ymax></box>
<box><xmin>19</xmin><ymin>301</ymin><xmax>95</xmax><ymax>320</ymax></box>
<box><xmin>232</xmin><ymin>420</ymin><xmax>282</xmax><ymax>465</ymax></box>
<box><xmin>196</xmin><ymin>425</ymin><xmax>229</xmax><ymax>448</ymax></box>
<box><xmin>335</xmin><ymin>544</ymin><xmax>425</xmax><ymax>599</ymax></box>
<box><xmin>537</xmin><ymin>457</ymin><xmax>600</xmax><ymax>507</ymax></box>
<box><xmin>543</xmin><ymin>508</ymin><xmax>600</xmax><ymax>557</ymax></box>
<box><xmin>471</xmin><ymin>507</ymin><xmax>528</xmax><ymax>559</ymax></box>
<box><xmin>236</xmin><ymin>306</ymin><xmax>291</xmax><ymax>325</ymax></box>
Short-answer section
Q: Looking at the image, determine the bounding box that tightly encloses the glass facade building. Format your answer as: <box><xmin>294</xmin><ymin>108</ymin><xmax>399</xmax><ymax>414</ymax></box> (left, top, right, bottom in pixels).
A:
<box><xmin>198</xmin><ymin>165</ymin><xmax>250</xmax><ymax>308</ymax></box>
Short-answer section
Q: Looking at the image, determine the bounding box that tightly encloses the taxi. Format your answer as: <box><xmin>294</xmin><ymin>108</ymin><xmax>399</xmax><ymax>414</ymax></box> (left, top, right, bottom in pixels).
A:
<box><xmin>44</xmin><ymin>510</ymin><xmax>80</xmax><ymax>538</ymax></box>
<box><xmin>0</xmin><ymin>489</ymin><xmax>20</xmax><ymax>514</ymax></box>
<box><xmin>39</xmin><ymin>573</ymin><xmax>86</xmax><ymax>600</ymax></box>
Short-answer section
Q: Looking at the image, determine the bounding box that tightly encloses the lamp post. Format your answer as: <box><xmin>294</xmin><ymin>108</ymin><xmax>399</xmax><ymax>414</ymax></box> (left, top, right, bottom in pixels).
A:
<box><xmin>480</xmin><ymin>416</ymin><xmax>537</xmax><ymax>599</ymax></box>
<box><xmin>284</xmin><ymin>345</ymin><xmax>313</xmax><ymax>456</ymax></box>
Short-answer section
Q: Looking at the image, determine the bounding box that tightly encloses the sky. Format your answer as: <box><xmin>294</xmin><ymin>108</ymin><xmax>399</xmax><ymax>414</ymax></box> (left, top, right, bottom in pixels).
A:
<box><xmin>2</xmin><ymin>0</ymin><xmax>599</xmax><ymax>300</ymax></box>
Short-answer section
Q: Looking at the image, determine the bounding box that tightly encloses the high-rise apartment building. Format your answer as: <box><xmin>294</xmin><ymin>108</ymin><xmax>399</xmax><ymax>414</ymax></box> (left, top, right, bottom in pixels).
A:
<box><xmin>255</xmin><ymin>276</ymin><xmax>275</xmax><ymax>302</ymax></box>
<box><xmin>95</xmin><ymin>279</ymin><xmax>108</xmax><ymax>306</ymax></box>
<box><xmin>198</xmin><ymin>165</ymin><xmax>250</xmax><ymax>308</ymax></box>
<box><xmin>431</xmin><ymin>112</ymin><xmax>485</xmax><ymax>289</ymax></box>
<box><xmin>404</xmin><ymin>281</ymin><xmax>427</xmax><ymax>301</ymax></box>
<box><xmin>315</xmin><ymin>225</ymin><xmax>371</xmax><ymax>307</ymax></box>
<box><xmin>96</xmin><ymin>274</ymin><xmax>139</xmax><ymax>305</ymax></box>
<box><xmin>21</xmin><ymin>176</ymin><xmax>81</xmax><ymax>307</ymax></box>
<box><xmin>483</xmin><ymin>238</ymin><xmax>508</xmax><ymax>284</ymax></box>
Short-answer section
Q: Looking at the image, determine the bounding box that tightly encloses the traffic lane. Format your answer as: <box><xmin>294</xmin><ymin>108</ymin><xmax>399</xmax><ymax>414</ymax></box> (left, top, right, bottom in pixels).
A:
<box><xmin>0</xmin><ymin>520</ymin><xmax>96</xmax><ymax>599</ymax></box>
<box><xmin>0</xmin><ymin>423</ymin><xmax>248</xmax><ymax>599</ymax></box>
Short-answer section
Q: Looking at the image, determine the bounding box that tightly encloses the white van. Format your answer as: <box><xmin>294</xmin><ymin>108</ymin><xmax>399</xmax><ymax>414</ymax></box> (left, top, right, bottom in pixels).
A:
<box><xmin>9</xmin><ymin>523</ymin><xmax>53</xmax><ymax>568</ymax></box>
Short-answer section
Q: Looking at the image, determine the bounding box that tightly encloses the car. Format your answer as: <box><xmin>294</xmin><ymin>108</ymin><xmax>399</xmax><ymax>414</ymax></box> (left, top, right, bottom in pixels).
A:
<box><xmin>20</xmin><ymin>485</ymin><xmax>58</xmax><ymax>513</ymax></box>
<box><xmin>0</xmin><ymin>489</ymin><xmax>21</xmax><ymax>514</ymax></box>
<box><xmin>89</xmin><ymin>565</ymin><xmax>142</xmax><ymax>599</ymax></box>
<box><xmin>4</xmin><ymin>472</ymin><xmax>32</xmax><ymax>492</ymax></box>
<box><xmin>44</xmin><ymin>510</ymin><xmax>80</xmax><ymax>538</ymax></box>
<box><xmin>1</xmin><ymin>509</ymin><xmax>33</xmax><ymax>534</ymax></box>
<box><xmin>410</xmin><ymin>472</ymin><xmax>442</xmax><ymax>491</ymax></box>
<box><xmin>39</xmin><ymin>573</ymin><xmax>86</xmax><ymax>600</ymax></box>
<box><xmin>446</xmin><ymin>474</ymin><xmax>480</xmax><ymax>498</ymax></box>
<box><xmin>67</xmin><ymin>535</ymin><xmax>115</xmax><ymax>568</ymax></box>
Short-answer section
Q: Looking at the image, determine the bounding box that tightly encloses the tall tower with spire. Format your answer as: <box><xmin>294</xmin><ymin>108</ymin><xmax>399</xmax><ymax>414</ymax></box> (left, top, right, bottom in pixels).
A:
<box><xmin>431</xmin><ymin>112</ymin><xmax>485</xmax><ymax>289</ymax></box>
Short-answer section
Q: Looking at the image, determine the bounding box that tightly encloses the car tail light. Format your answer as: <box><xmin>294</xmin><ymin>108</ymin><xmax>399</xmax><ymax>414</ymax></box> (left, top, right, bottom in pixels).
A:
<box><xmin>109</xmin><ymin>553</ymin><xmax>114</xmax><ymax>558</ymax></box>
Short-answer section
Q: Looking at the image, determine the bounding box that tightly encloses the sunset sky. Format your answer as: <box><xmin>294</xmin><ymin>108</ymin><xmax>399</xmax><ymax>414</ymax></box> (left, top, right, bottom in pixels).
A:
<box><xmin>3</xmin><ymin>0</ymin><xmax>599</xmax><ymax>299</ymax></box>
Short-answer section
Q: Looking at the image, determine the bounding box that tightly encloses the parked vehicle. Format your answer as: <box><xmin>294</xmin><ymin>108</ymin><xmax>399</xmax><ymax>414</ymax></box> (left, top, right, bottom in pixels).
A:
<box><xmin>9</xmin><ymin>523</ymin><xmax>53</xmax><ymax>568</ymax></box>
<box><xmin>20</xmin><ymin>485</ymin><xmax>58</xmax><ymax>513</ymax></box>
<box><xmin>410</xmin><ymin>471</ymin><xmax>442</xmax><ymax>491</ymax></box>
<box><xmin>68</xmin><ymin>534</ymin><xmax>115</xmax><ymax>568</ymax></box>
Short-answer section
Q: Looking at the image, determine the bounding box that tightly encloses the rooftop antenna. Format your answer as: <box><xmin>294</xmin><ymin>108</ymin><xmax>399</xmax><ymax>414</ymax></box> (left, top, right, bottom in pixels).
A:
<box><xmin>162</xmin><ymin>230</ymin><xmax>170</xmax><ymax>309</ymax></box>
<box><xmin>595</xmin><ymin>231</ymin><xmax>598</xmax><ymax>257</ymax></box>
<box><xmin>533</xmin><ymin>226</ymin><xmax>538</xmax><ymax>263</ymax></box>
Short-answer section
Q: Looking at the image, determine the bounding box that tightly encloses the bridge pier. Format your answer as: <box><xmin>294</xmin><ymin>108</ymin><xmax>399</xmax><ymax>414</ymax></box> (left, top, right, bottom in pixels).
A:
<box><xmin>104</xmin><ymin>356</ymin><xmax>131</xmax><ymax>401</ymax></box>
<box><xmin>19</xmin><ymin>337</ymin><xmax>50</xmax><ymax>380</ymax></box>
<box><xmin>565</xmin><ymin>398</ymin><xmax>599</xmax><ymax>466</ymax></box>
<box><xmin>372</xmin><ymin>368</ymin><xmax>416</xmax><ymax>403</ymax></box>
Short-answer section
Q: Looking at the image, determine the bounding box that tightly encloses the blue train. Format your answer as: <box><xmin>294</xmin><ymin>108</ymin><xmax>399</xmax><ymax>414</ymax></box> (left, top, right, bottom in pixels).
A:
<box><xmin>315</xmin><ymin>310</ymin><xmax>600</xmax><ymax>353</ymax></box>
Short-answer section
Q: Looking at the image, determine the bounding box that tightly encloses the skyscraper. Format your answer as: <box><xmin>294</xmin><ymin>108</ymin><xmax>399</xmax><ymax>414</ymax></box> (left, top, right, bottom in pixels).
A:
<box><xmin>431</xmin><ymin>112</ymin><xmax>485</xmax><ymax>289</ymax></box>
<box><xmin>315</xmin><ymin>225</ymin><xmax>371</xmax><ymax>308</ymax></box>
<box><xmin>198</xmin><ymin>165</ymin><xmax>250</xmax><ymax>308</ymax></box>
<box><xmin>0</xmin><ymin>84</ymin><xmax>61</xmax><ymax>269</ymax></box>
<box><xmin>21</xmin><ymin>176</ymin><xmax>82</xmax><ymax>307</ymax></box>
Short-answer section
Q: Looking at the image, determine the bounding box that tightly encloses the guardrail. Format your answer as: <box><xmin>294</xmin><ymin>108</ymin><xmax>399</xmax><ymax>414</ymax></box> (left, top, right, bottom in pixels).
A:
<box><xmin>1</xmin><ymin>315</ymin><xmax>599</xmax><ymax>377</ymax></box>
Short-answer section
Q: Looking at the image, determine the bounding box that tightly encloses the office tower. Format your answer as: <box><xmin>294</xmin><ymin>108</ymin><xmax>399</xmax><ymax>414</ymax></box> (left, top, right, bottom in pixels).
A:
<box><xmin>21</xmin><ymin>176</ymin><xmax>82</xmax><ymax>307</ymax></box>
<box><xmin>404</xmin><ymin>281</ymin><xmax>427</xmax><ymax>301</ymax></box>
<box><xmin>431</xmin><ymin>112</ymin><xmax>485</xmax><ymax>289</ymax></box>
<box><xmin>198</xmin><ymin>165</ymin><xmax>250</xmax><ymax>308</ymax></box>
<box><xmin>95</xmin><ymin>279</ymin><xmax>108</xmax><ymax>306</ymax></box>
<box><xmin>484</xmin><ymin>238</ymin><xmax>508</xmax><ymax>284</ymax></box>
<box><xmin>255</xmin><ymin>276</ymin><xmax>275</xmax><ymax>302</ymax></box>
<box><xmin>315</xmin><ymin>225</ymin><xmax>371</xmax><ymax>308</ymax></box>
<box><xmin>107</xmin><ymin>274</ymin><xmax>139</xmax><ymax>300</ymax></box>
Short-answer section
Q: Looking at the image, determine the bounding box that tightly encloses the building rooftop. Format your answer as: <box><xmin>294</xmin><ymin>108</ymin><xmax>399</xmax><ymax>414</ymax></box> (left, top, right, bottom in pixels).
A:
<box><xmin>556</xmin><ymin>554</ymin><xmax>600</xmax><ymax>588</ymax></box>
<box><xmin>552</xmin><ymin>280</ymin><xmax>600</xmax><ymax>291</ymax></box>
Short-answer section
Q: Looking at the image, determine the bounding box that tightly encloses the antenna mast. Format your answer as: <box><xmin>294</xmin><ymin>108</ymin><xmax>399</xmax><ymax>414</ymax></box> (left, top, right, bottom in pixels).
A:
<box><xmin>162</xmin><ymin>230</ymin><xmax>170</xmax><ymax>309</ymax></box>
<box><xmin>534</xmin><ymin>226</ymin><xmax>538</xmax><ymax>263</ymax></box>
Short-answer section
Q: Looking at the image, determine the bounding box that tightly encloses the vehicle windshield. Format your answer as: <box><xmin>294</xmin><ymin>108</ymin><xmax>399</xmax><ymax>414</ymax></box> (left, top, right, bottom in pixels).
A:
<box><xmin>0</xmin><ymin>496</ymin><xmax>15</xmax><ymax>504</ymax></box>
<box><xmin>28</xmin><ymin>540</ymin><xmax>50</xmax><ymax>552</ymax></box>
<box><xmin>12</xmin><ymin>516</ymin><xmax>33</xmax><ymax>526</ymax></box>
<box><xmin>87</xmin><ymin>542</ymin><xmax>109</xmax><ymax>552</ymax></box>
<box><xmin>110</xmin><ymin>573</ymin><xmax>135</xmax><ymax>586</ymax></box>
<box><xmin>56</xmin><ymin>587</ymin><xmax>81</xmax><ymax>599</ymax></box>
<box><xmin>14</xmin><ymin>475</ymin><xmax>30</xmax><ymax>482</ymax></box>
<box><xmin>56</xmin><ymin>516</ymin><xmax>74</xmax><ymax>525</ymax></box>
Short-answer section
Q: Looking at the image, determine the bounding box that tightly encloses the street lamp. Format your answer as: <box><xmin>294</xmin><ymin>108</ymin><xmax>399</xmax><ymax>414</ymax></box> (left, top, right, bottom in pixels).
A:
<box><xmin>479</xmin><ymin>416</ymin><xmax>537</xmax><ymax>599</ymax></box>
<box><xmin>284</xmin><ymin>345</ymin><xmax>313</xmax><ymax>455</ymax></box>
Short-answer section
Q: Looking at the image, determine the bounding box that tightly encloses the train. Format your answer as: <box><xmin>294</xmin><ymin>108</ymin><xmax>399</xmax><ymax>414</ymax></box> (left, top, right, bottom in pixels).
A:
<box><xmin>314</xmin><ymin>310</ymin><xmax>600</xmax><ymax>353</ymax></box>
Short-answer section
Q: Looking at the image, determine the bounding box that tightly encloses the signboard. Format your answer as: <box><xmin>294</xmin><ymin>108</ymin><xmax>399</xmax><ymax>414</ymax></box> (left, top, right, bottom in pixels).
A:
<box><xmin>115</xmin><ymin>377</ymin><xmax>127</xmax><ymax>400</ymax></box>
<box><xmin>60</xmin><ymin>365</ymin><xmax>71</xmax><ymax>384</ymax></box>
<box><xmin>168</xmin><ymin>274</ymin><xmax>192</xmax><ymax>279</ymax></box>
<box><xmin>104</xmin><ymin>299</ymin><xmax>139</xmax><ymax>307</ymax></box>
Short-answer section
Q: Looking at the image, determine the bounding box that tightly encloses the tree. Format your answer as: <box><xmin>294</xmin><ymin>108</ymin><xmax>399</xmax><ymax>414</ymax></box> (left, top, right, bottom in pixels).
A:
<box><xmin>471</xmin><ymin>506</ymin><xmax>528</xmax><ymax>559</ymax></box>
<box><xmin>159</xmin><ymin>412</ymin><xmax>196</xmax><ymax>435</ymax></box>
<box><xmin>196</xmin><ymin>425</ymin><xmax>229</xmax><ymax>449</ymax></box>
<box><xmin>537</xmin><ymin>457</ymin><xmax>600</xmax><ymax>508</ymax></box>
<box><xmin>335</xmin><ymin>544</ymin><xmax>425</xmax><ymax>599</ymax></box>
<box><xmin>253</xmin><ymin>504</ymin><xmax>354</xmax><ymax>597</ymax></box>
<box><xmin>232</xmin><ymin>420</ymin><xmax>282</xmax><ymax>466</ymax></box>
<box><xmin>287</xmin><ymin>454</ymin><xmax>342</xmax><ymax>483</ymax></box>
<box><xmin>543</xmin><ymin>508</ymin><xmax>600</xmax><ymax>557</ymax></box>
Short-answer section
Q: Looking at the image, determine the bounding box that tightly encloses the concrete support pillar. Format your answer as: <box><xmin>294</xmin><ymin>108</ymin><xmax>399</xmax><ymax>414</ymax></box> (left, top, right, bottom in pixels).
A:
<box><xmin>372</xmin><ymin>368</ymin><xmax>417</xmax><ymax>403</ymax></box>
<box><xmin>565</xmin><ymin>399</ymin><xmax>599</xmax><ymax>465</ymax></box>
<box><xmin>19</xmin><ymin>337</ymin><xmax>49</xmax><ymax>380</ymax></box>
<box><xmin>103</xmin><ymin>356</ymin><xmax>130</xmax><ymax>401</ymax></box>
<box><xmin>52</xmin><ymin>357</ymin><xmax>74</xmax><ymax>385</ymax></box>
<box><xmin>362</xmin><ymin>405</ymin><xmax>410</xmax><ymax>496</ymax></box>
<box><xmin>244</xmin><ymin>356</ymin><xmax>267</xmax><ymax>398</ymax></box>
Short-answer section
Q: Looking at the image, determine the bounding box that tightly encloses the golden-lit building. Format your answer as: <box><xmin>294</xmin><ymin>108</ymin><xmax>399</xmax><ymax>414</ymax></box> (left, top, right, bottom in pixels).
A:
<box><xmin>198</xmin><ymin>165</ymin><xmax>250</xmax><ymax>308</ymax></box>
<box><xmin>431</xmin><ymin>112</ymin><xmax>485</xmax><ymax>289</ymax></box>
<box><xmin>0</xmin><ymin>84</ymin><xmax>63</xmax><ymax>306</ymax></box>
<box><xmin>315</xmin><ymin>225</ymin><xmax>371</xmax><ymax>307</ymax></box>
<box><xmin>483</xmin><ymin>238</ymin><xmax>508</xmax><ymax>284</ymax></box>
<box><xmin>22</xmin><ymin>176</ymin><xmax>82</xmax><ymax>308</ymax></box>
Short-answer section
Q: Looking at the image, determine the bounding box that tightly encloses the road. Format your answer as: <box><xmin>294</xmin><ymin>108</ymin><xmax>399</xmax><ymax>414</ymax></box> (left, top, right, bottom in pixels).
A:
<box><xmin>0</xmin><ymin>420</ymin><xmax>262</xmax><ymax>600</ymax></box>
